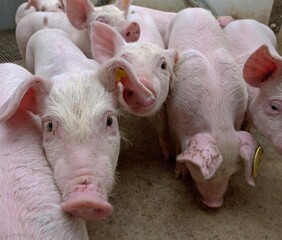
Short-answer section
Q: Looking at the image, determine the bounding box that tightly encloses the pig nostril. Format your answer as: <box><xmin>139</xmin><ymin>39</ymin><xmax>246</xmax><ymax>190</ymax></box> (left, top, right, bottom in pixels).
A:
<box><xmin>126</xmin><ymin>32</ymin><xmax>130</xmax><ymax>37</ymax></box>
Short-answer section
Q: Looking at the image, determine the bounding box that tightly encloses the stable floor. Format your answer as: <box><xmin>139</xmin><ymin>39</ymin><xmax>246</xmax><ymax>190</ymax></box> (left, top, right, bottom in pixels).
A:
<box><xmin>1</xmin><ymin>30</ymin><xmax>282</xmax><ymax>240</ymax></box>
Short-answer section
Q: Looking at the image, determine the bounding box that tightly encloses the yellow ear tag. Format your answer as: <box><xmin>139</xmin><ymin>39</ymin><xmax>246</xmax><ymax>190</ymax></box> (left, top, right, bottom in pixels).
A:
<box><xmin>252</xmin><ymin>146</ymin><xmax>263</xmax><ymax>178</ymax></box>
<box><xmin>116</xmin><ymin>69</ymin><xmax>127</xmax><ymax>83</ymax></box>
<box><xmin>123</xmin><ymin>0</ymin><xmax>127</xmax><ymax>8</ymax></box>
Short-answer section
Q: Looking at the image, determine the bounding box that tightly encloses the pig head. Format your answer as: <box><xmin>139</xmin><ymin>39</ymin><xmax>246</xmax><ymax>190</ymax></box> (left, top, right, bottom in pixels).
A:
<box><xmin>65</xmin><ymin>0</ymin><xmax>140</xmax><ymax>43</ymax></box>
<box><xmin>224</xmin><ymin>19</ymin><xmax>282</xmax><ymax>154</ymax></box>
<box><xmin>176</xmin><ymin>132</ymin><xmax>258</xmax><ymax>207</ymax></box>
<box><xmin>91</xmin><ymin>21</ymin><xmax>177</xmax><ymax>116</ymax></box>
<box><xmin>0</xmin><ymin>58</ymin><xmax>152</xmax><ymax>220</ymax></box>
<box><xmin>243</xmin><ymin>45</ymin><xmax>282</xmax><ymax>154</ymax></box>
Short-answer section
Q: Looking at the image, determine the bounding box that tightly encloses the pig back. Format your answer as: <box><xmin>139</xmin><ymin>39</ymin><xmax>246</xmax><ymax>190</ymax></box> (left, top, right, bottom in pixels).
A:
<box><xmin>223</xmin><ymin>19</ymin><xmax>278</xmax><ymax>67</ymax></box>
<box><xmin>168</xmin><ymin>8</ymin><xmax>227</xmax><ymax>54</ymax></box>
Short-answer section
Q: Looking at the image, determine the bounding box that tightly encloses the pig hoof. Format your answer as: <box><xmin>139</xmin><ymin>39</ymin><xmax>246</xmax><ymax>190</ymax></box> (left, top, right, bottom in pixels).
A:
<box><xmin>61</xmin><ymin>192</ymin><xmax>112</xmax><ymax>220</ymax></box>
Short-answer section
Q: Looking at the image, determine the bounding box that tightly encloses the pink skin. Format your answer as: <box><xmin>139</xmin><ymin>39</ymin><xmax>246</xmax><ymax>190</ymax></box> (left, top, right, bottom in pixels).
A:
<box><xmin>2</xmin><ymin>28</ymin><xmax>153</xmax><ymax>220</ymax></box>
<box><xmin>91</xmin><ymin>21</ymin><xmax>177</xmax><ymax>116</ymax></box>
<box><xmin>15</xmin><ymin>3</ymin><xmax>36</xmax><ymax>24</ymax></box>
<box><xmin>223</xmin><ymin>19</ymin><xmax>282</xmax><ymax>154</ymax></box>
<box><xmin>26</xmin><ymin>0</ymin><xmax>65</xmax><ymax>12</ymax></box>
<box><xmin>0</xmin><ymin>63</ymin><xmax>88</xmax><ymax>239</ymax></box>
<box><xmin>161</xmin><ymin>8</ymin><xmax>259</xmax><ymax>207</ymax></box>
<box><xmin>16</xmin><ymin>0</ymin><xmax>139</xmax><ymax>60</ymax></box>
<box><xmin>126</xmin><ymin>10</ymin><xmax>165</xmax><ymax>48</ymax></box>
<box><xmin>127</xmin><ymin>5</ymin><xmax>176</xmax><ymax>46</ymax></box>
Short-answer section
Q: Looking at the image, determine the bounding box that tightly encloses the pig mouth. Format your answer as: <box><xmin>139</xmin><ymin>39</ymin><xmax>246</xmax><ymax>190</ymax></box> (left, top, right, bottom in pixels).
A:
<box><xmin>61</xmin><ymin>185</ymin><xmax>112</xmax><ymax>220</ymax></box>
<box><xmin>122</xmin><ymin>88</ymin><xmax>157</xmax><ymax>116</ymax></box>
<box><xmin>200</xmin><ymin>196</ymin><xmax>223</xmax><ymax>208</ymax></box>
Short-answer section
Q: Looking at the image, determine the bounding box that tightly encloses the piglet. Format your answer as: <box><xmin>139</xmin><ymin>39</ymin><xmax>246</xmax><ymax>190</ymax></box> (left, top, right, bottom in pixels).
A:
<box><xmin>223</xmin><ymin>19</ymin><xmax>282</xmax><ymax>154</ymax></box>
<box><xmin>91</xmin><ymin>21</ymin><xmax>177</xmax><ymax>116</ymax></box>
<box><xmin>1</xmin><ymin>27</ymin><xmax>154</xmax><ymax>220</ymax></box>
<box><xmin>165</xmin><ymin>8</ymin><xmax>259</xmax><ymax>207</ymax></box>
<box><xmin>65</xmin><ymin>0</ymin><xmax>140</xmax><ymax>43</ymax></box>
<box><xmin>15</xmin><ymin>0</ymin><xmax>65</xmax><ymax>24</ymax></box>
<box><xmin>0</xmin><ymin>63</ymin><xmax>88</xmax><ymax>239</ymax></box>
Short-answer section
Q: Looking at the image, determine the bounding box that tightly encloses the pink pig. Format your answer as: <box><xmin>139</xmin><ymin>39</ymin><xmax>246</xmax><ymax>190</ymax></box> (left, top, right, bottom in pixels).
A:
<box><xmin>0</xmin><ymin>63</ymin><xmax>88</xmax><ymax>239</ymax></box>
<box><xmin>16</xmin><ymin>0</ymin><xmax>140</xmax><ymax>59</ymax></box>
<box><xmin>1</xmin><ymin>27</ymin><xmax>153</xmax><ymax>220</ymax></box>
<box><xmin>223</xmin><ymin>19</ymin><xmax>282</xmax><ymax>154</ymax></box>
<box><xmin>165</xmin><ymin>8</ymin><xmax>259</xmax><ymax>207</ymax></box>
<box><xmin>91</xmin><ymin>21</ymin><xmax>177</xmax><ymax>116</ymax></box>
<box><xmin>15</xmin><ymin>0</ymin><xmax>65</xmax><ymax>24</ymax></box>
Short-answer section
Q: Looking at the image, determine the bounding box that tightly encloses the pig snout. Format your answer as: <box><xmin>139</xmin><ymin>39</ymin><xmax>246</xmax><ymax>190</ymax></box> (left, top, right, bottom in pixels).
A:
<box><xmin>200</xmin><ymin>196</ymin><xmax>224</xmax><ymax>208</ymax></box>
<box><xmin>122</xmin><ymin>22</ymin><xmax>140</xmax><ymax>43</ymax></box>
<box><xmin>61</xmin><ymin>184</ymin><xmax>112</xmax><ymax>220</ymax></box>
<box><xmin>121</xmin><ymin>77</ymin><xmax>157</xmax><ymax>115</ymax></box>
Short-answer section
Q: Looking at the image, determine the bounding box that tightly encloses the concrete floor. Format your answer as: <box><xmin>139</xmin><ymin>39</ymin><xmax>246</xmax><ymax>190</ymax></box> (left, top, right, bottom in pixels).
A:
<box><xmin>2</xmin><ymin>30</ymin><xmax>282</xmax><ymax>240</ymax></box>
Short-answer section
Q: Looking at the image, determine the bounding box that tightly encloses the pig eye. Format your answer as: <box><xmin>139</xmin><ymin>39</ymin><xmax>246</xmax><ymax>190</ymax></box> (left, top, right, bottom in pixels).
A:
<box><xmin>96</xmin><ymin>16</ymin><xmax>110</xmax><ymax>24</ymax></box>
<box><xmin>271</xmin><ymin>103</ymin><xmax>279</xmax><ymax>112</ymax></box>
<box><xmin>41</xmin><ymin>7</ymin><xmax>46</xmax><ymax>11</ymax></box>
<box><xmin>47</xmin><ymin>122</ymin><xmax>53</xmax><ymax>132</ymax></box>
<box><xmin>161</xmin><ymin>61</ymin><xmax>167</xmax><ymax>70</ymax></box>
<box><xmin>107</xmin><ymin>116</ymin><xmax>113</xmax><ymax>127</ymax></box>
<box><xmin>266</xmin><ymin>100</ymin><xmax>281</xmax><ymax>115</ymax></box>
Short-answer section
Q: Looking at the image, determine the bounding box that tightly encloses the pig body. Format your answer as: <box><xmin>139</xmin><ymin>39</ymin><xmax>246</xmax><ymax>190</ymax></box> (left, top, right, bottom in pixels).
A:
<box><xmin>128</xmin><ymin>5</ymin><xmax>176</xmax><ymax>46</ymax></box>
<box><xmin>16</xmin><ymin>0</ymin><xmax>139</xmax><ymax>60</ymax></box>
<box><xmin>16</xmin><ymin>12</ymin><xmax>90</xmax><ymax>59</ymax></box>
<box><xmin>1</xmin><ymin>28</ymin><xmax>153</xmax><ymax>220</ymax></box>
<box><xmin>223</xmin><ymin>19</ymin><xmax>282</xmax><ymax>154</ymax></box>
<box><xmin>15</xmin><ymin>0</ymin><xmax>65</xmax><ymax>24</ymax></box>
<box><xmin>0</xmin><ymin>63</ymin><xmax>88</xmax><ymax>239</ymax></box>
<box><xmin>166</xmin><ymin>8</ymin><xmax>258</xmax><ymax>207</ymax></box>
<box><xmin>126</xmin><ymin>11</ymin><xmax>164</xmax><ymax>48</ymax></box>
<box><xmin>91</xmin><ymin>21</ymin><xmax>177</xmax><ymax>116</ymax></box>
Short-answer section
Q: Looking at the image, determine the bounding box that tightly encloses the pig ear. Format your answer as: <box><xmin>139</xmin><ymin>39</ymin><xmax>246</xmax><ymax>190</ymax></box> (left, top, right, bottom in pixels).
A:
<box><xmin>90</xmin><ymin>21</ymin><xmax>125</xmax><ymax>64</ymax></box>
<box><xmin>65</xmin><ymin>0</ymin><xmax>94</xmax><ymax>30</ymax></box>
<box><xmin>97</xmin><ymin>57</ymin><xmax>154</xmax><ymax>103</ymax></box>
<box><xmin>243</xmin><ymin>45</ymin><xmax>280</xmax><ymax>88</ymax></box>
<box><xmin>176</xmin><ymin>133</ymin><xmax>223</xmax><ymax>180</ymax></box>
<box><xmin>113</xmin><ymin>0</ymin><xmax>132</xmax><ymax>15</ymax></box>
<box><xmin>237</xmin><ymin>131</ymin><xmax>259</xmax><ymax>187</ymax></box>
<box><xmin>0</xmin><ymin>76</ymin><xmax>51</xmax><ymax>121</ymax></box>
<box><xmin>25</xmin><ymin>0</ymin><xmax>37</xmax><ymax>9</ymax></box>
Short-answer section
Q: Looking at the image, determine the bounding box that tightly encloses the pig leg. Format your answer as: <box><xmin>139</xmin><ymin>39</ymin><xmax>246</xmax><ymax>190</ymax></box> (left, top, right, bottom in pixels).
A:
<box><xmin>154</xmin><ymin>104</ymin><xmax>172</xmax><ymax>161</ymax></box>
